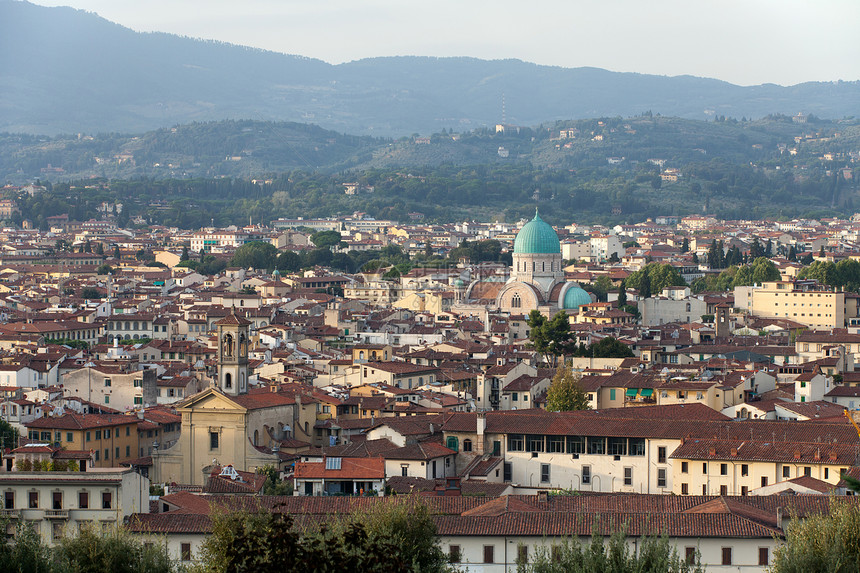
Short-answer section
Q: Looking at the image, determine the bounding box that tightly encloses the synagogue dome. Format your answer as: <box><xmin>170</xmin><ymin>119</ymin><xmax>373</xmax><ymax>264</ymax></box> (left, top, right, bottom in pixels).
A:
<box><xmin>513</xmin><ymin>209</ymin><xmax>561</xmax><ymax>255</ymax></box>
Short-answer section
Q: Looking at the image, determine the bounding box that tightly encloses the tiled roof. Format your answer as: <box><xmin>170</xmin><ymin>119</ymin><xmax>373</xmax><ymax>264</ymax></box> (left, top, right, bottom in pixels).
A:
<box><xmin>26</xmin><ymin>413</ymin><xmax>138</xmax><ymax>431</ymax></box>
<box><xmin>294</xmin><ymin>457</ymin><xmax>385</xmax><ymax>480</ymax></box>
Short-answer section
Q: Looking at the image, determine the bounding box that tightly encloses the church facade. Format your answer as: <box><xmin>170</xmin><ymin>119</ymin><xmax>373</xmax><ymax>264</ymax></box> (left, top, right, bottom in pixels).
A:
<box><xmin>152</xmin><ymin>310</ymin><xmax>296</xmax><ymax>486</ymax></box>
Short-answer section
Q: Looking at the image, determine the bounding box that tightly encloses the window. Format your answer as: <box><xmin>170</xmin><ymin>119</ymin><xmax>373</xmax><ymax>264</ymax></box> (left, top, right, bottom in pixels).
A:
<box><xmin>657</xmin><ymin>446</ymin><xmax>667</xmax><ymax>464</ymax></box>
<box><xmin>567</xmin><ymin>436</ymin><xmax>585</xmax><ymax>454</ymax></box>
<box><xmin>608</xmin><ymin>437</ymin><xmax>627</xmax><ymax>456</ymax></box>
<box><xmin>462</xmin><ymin>439</ymin><xmax>472</xmax><ymax>452</ymax></box>
<box><xmin>681</xmin><ymin>461</ymin><xmax>688</xmax><ymax>474</ymax></box>
<box><xmin>548</xmin><ymin>436</ymin><xmax>565</xmax><ymax>453</ymax></box>
<box><xmin>720</xmin><ymin>485</ymin><xmax>727</xmax><ymax>496</ymax></box>
<box><xmin>52</xmin><ymin>491</ymin><xmax>62</xmax><ymax>510</ymax></box>
<box><xmin>587</xmin><ymin>437</ymin><xmax>605</xmax><ymax>455</ymax></box>
<box><xmin>681</xmin><ymin>483</ymin><xmax>689</xmax><ymax>495</ymax></box>
<box><xmin>95</xmin><ymin>430</ymin><xmax>102</xmax><ymax>440</ymax></box>
<box><xmin>804</xmin><ymin>466</ymin><xmax>811</xmax><ymax>477</ymax></box>
<box><xmin>685</xmin><ymin>547</ymin><xmax>696</xmax><ymax>565</ymax></box>
<box><xmin>78</xmin><ymin>492</ymin><xmax>88</xmax><ymax>509</ymax></box>
<box><xmin>507</xmin><ymin>434</ymin><xmax>525</xmax><ymax>452</ymax></box>
<box><xmin>783</xmin><ymin>466</ymin><xmax>790</xmax><ymax>478</ymax></box>
<box><xmin>526</xmin><ymin>435</ymin><xmax>544</xmax><ymax>452</ymax></box>
<box><xmin>720</xmin><ymin>463</ymin><xmax>728</xmax><ymax>476</ymax></box>
<box><xmin>483</xmin><ymin>545</ymin><xmax>494</xmax><ymax>564</ymax></box>
<box><xmin>102</xmin><ymin>492</ymin><xmax>112</xmax><ymax>509</ymax></box>
<box><xmin>741</xmin><ymin>486</ymin><xmax>748</xmax><ymax>496</ymax></box>
<box><xmin>66</xmin><ymin>432</ymin><xmax>73</xmax><ymax>442</ymax></box>
<box><xmin>401</xmin><ymin>465</ymin><xmax>408</xmax><ymax>477</ymax></box>
<box><xmin>181</xmin><ymin>543</ymin><xmax>192</xmax><ymax>561</ymax></box>
<box><xmin>210</xmin><ymin>432</ymin><xmax>219</xmax><ymax>450</ymax></box>
<box><xmin>623</xmin><ymin>467</ymin><xmax>633</xmax><ymax>486</ymax></box>
<box><xmin>758</xmin><ymin>547</ymin><xmax>769</xmax><ymax>566</ymax></box>
<box><xmin>761</xmin><ymin>476</ymin><xmax>768</xmax><ymax>487</ymax></box>
<box><xmin>741</xmin><ymin>464</ymin><xmax>749</xmax><ymax>476</ymax></box>
<box><xmin>448</xmin><ymin>545</ymin><xmax>461</xmax><ymax>563</ymax></box>
<box><xmin>721</xmin><ymin>547</ymin><xmax>732</xmax><ymax>566</ymax></box>
<box><xmin>4</xmin><ymin>491</ymin><xmax>13</xmax><ymax>509</ymax></box>
<box><xmin>104</xmin><ymin>378</ymin><xmax>111</xmax><ymax>387</ymax></box>
<box><xmin>52</xmin><ymin>521</ymin><xmax>64</xmax><ymax>541</ymax></box>
<box><xmin>104</xmin><ymin>449</ymin><xmax>108</xmax><ymax>460</ymax></box>
<box><xmin>115</xmin><ymin>447</ymin><xmax>120</xmax><ymax>459</ymax></box>
<box><xmin>702</xmin><ymin>462</ymin><xmax>707</xmax><ymax>474</ymax></box>
<box><xmin>582</xmin><ymin>466</ymin><xmax>591</xmax><ymax>485</ymax></box>
<box><xmin>610</xmin><ymin>389</ymin><xmax>616</xmax><ymax>401</ymax></box>
<box><xmin>657</xmin><ymin>468</ymin><xmax>667</xmax><ymax>488</ymax></box>
<box><xmin>541</xmin><ymin>464</ymin><xmax>550</xmax><ymax>483</ymax></box>
<box><xmin>518</xmin><ymin>545</ymin><xmax>528</xmax><ymax>564</ymax></box>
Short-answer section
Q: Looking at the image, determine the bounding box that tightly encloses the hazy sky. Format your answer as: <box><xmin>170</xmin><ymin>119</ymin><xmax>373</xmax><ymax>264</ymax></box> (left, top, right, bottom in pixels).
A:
<box><xmin>29</xmin><ymin>0</ymin><xmax>860</xmax><ymax>86</ymax></box>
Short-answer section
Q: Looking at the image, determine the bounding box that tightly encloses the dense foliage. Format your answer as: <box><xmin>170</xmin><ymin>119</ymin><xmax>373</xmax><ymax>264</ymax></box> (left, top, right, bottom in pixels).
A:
<box><xmin>0</xmin><ymin>522</ymin><xmax>176</xmax><ymax>573</ymax></box>
<box><xmin>515</xmin><ymin>528</ymin><xmax>703</xmax><ymax>573</ymax></box>
<box><xmin>623</xmin><ymin>264</ymin><xmax>685</xmax><ymax>297</ymax></box>
<box><xmin>527</xmin><ymin>311</ymin><xmax>574</xmax><ymax>366</ymax></box>
<box><xmin>546</xmin><ymin>366</ymin><xmax>591</xmax><ymax>412</ymax></box>
<box><xmin>5</xmin><ymin>116</ymin><xmax>858</xmax><ymax>228</ymax></box>
<box><xmin>770</xmin><ymin>501</ymin><xmax>860</xmax><ymax>573</ymax></box>
<box><xmin>191</xmin><ymin>498</ymin><xmax>449</xmax><ymax>573</ymax></box>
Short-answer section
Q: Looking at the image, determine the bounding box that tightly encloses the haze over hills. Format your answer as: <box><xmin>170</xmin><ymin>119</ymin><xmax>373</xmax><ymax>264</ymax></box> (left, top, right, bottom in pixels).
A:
<box><xmin>2</xmin><ymin>0</ymin><xmax>859</xmax><ymax>137</ymax></box>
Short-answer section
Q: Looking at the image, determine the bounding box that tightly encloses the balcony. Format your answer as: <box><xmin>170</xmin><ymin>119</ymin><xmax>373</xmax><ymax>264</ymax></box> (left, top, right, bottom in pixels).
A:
<box><xmin>0</xmin><ymin>508</ymin><xmax>20</xmax><ymax>519</ymax></box>
<box><xmin>45</xmin><ymin>509</ymin><xmax>69</xmax><ymax>519</ymax></box>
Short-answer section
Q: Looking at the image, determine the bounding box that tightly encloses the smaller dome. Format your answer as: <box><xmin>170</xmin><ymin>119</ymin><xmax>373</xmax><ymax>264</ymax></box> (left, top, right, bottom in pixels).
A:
<box><xmin>453</xmin><ymin>278</ymin><xmax>465</xmax><ymax>287</ymax></box>
<box><xmin>562</xmin><ymin>284</ymin><xmax>592</xmax><ymax>310</ymax></box>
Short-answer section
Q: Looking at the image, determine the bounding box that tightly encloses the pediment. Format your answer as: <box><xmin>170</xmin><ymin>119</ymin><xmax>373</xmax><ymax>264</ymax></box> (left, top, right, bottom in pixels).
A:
<box><xmin>179</xmin><ymin>388</ymin><xmax>246</xmax><ymax>412</ymax></box>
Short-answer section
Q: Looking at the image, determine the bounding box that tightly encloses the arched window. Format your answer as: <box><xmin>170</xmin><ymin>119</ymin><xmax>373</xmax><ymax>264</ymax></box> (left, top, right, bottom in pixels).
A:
<box><xmin>542</xmin><ymin>262</ymin><xmax>545</xmax><ymax>272</ymax></box>
<box><xmin>225</xmin><ymin>373</ymin><xmax>232</xmax><ymax>389</ymax></box>
<box><xmin>240</xmin><ymin>373</ymin><xmax>245</xmax><ymax>391</ymax></box>
<box><xmin>253</xmin><ymin>430</ymin><xmax>259</xmax><ymax>446</ymax></box>
<box><xmin>686</xmin><ymin>303</ymin><xmax>691</xmax><ymax>312</ymax></box>
<box><xmin>512</xmin><ymin>294</ymin><xmax>522</xmax><ymax>308</ymax></box>
<box><xmin>359</xmin><ymin>351</ymin><xmax>365</xmax><ymax>360</ymax></box>
<box><xmin>463</xmin><ymin>439</ymin><xmax>473</xmax><ymax>452</ymax></box>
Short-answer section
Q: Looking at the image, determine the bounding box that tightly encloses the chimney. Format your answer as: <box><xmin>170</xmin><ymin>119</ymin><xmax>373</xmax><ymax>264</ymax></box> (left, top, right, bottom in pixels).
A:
<box><xmin>829</xmin><ymin>451</ymin><xmax>837</xmax><ymax>462</ymax></box>
<box><xmin>793</xmin><ymin>450</ymin><xmax>801</xmax><ymax>460</ymax></box>
<box><xmin>537</xmin><ymin>490</ymin><xmax>549</xmax><ymax>503</ymax></box>
<box><xmin>476</xmin><ymin>411</ymin><xmax>486</xmax><ymax>438</ymax></box>
<box><xmin>730</xmin><ymin>447</ymin><xmax>738</xmax><ymax>457</ymax></box>
<box><xmin>708</xmin><ymin>446</ymin><xmax>716</xmax><ymax>457</ymax></box>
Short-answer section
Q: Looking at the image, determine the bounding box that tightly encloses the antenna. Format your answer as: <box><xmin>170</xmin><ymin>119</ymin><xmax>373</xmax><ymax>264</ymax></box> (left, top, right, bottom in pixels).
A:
<box><xmin>501</xmin><ymin>92</ymin><xmax>506</xmax><ymax>125</ymax></box>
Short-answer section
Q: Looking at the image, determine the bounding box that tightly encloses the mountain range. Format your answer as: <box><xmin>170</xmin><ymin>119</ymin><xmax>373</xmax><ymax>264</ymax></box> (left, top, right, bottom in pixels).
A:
<box><xmin>2</xmin><ymin>0</ymin><xmax>858</xmax><ymax>137</ymax></box>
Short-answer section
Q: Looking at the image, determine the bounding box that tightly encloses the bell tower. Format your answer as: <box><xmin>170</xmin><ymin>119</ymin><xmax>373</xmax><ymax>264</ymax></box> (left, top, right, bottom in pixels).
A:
<box><xmin>215</xmin><ymin>308</ymin><xmax>251</xmax><ymax>396</ymax></box>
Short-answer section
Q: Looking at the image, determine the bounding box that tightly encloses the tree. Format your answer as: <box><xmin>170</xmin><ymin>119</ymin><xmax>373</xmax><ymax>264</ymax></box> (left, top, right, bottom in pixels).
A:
<box><xmin>55</xmin><ymin>526</ymin><xmax>176</xmax><ymax>573</ymax></box>
<box><xmin>589</xmin><ymin>337</ymin><xmax>635</xmax><ymax>358</ymax></box>
<box><xmin>527</xmin><ymin>310</ymin><xmax>574</xmax><ymax>367</ymax></box>
<box><xmin>257</xmin><ymin>465</ymin><xmax>293</xmax><ymax>496</ymax></box>
<box><xmin>79</xmin><ymin>287</ymin><xmax>102</xmax><ymax>300</ymax></box>
<box><xmin>617</xmin><ymin>280</ymin><xmax>627</xmax><ymax>307</ymax></box>
<box><xmin>788</xmin><ymin>245</ymin><xmax>797</xmax><ymax>261</ymax></box>
<box><xmin>516</xmin><ymin>528</ymin><xmax>703</xmax><ymax>573</ymax></box>
<box><xmin>113</xmin><ymin>245</ymin><xmax>121</xmax><ymax>260</ymax></box>
<box><xmin>770</xmin><ymin>501</ymin><xmax>860</xmax><ymax>573</ymax></box>
<box><xmin>680</xmin><ymin>237</ymin><xmax>689</xmax><ymax>253</ymax></box>
<box><xmin>0</xmin><ymin>419</ymin><xmax>18</xmax><ymax>451</ymax></box>
<box><xmin>192</xmin><ymin>497</ymin><xmax>448</xmax><ymax>573</ymax></box>
<box><xmin>180</xmin><ymin>246</ymin><xmax>190</xmax><ymax>261</ymax></box>
<box><xmin>310</xmin><ymin>230</ymin><xmax>343</xmax><ymax>249</ymax></box>
<box><xmin>546</xmin><ymin>366</ymin><xmax>590</xmax><ymax>411</ymax></box>
<box><xmin>96</xmin><ymin>264</ymin><xmax>113</xmax><ymax>275</ymax></box>
<box><xmin>231</xmin><ymin>241</ymin><xmax>279</xmax><ymax>271</ymax></box>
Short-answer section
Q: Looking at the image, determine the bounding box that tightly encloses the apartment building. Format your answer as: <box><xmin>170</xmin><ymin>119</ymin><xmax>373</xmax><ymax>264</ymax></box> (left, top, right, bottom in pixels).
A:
<box><xmin>735</xmin><ymin>280</ymin><xmax>857</xmax><ymax>329</ymax></box>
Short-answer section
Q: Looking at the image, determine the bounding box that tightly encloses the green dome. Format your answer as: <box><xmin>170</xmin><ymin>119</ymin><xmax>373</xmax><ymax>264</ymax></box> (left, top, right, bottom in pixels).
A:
<box><xmin>513</xmin><ymin>210</ymin><xmax>560</xmax><ymax>254</ymax></box>
<box><xmin>562</xmin><ymin>285</ymin><xmax>592</xmax><ymax>310</ymax></box>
